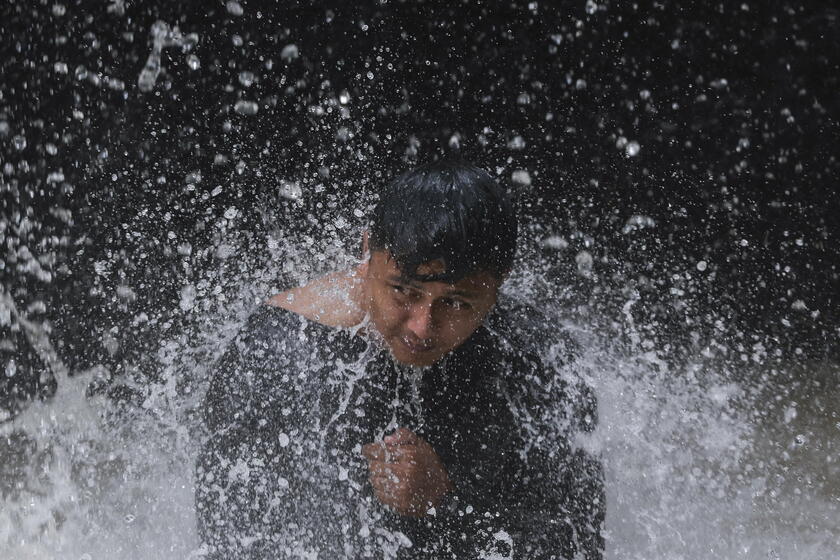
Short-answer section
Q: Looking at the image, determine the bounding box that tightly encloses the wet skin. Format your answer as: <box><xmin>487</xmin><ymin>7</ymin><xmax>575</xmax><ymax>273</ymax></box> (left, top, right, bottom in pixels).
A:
<box><xmin>359</xmin><ymin>251</ymin><xmax>503</xmax><ymax>367</ymax></box>
<box><xmin>267</xmin><ymin>248</ymin><xmax>505</xmax><ymax>517</ymax></box>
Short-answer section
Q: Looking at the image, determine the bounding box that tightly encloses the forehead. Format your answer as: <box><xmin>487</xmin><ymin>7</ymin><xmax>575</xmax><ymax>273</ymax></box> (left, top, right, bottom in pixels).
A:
<box><xmin>369</xmin><ymin>251</ymin><xmax>498</xmax><ymax>294</ymax></box>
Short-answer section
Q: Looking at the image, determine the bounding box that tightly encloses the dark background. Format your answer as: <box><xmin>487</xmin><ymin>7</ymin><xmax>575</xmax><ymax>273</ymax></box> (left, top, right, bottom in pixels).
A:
<box><xmin>2</xmin><ymin>0</ymin><xmax>838</xmax><ymax>418</ymax></box>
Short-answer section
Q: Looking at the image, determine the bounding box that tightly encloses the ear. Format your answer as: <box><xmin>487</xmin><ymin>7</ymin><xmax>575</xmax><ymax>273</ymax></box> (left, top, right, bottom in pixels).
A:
<box><xmin>357</xmin><ymin>230</ymin><xmax>371</xmax><ymax>275</ymax></box>
<box><xmin>361</xmin><ymin>230</ymin><xmax>370</xmax><ymax>257</ymax></box>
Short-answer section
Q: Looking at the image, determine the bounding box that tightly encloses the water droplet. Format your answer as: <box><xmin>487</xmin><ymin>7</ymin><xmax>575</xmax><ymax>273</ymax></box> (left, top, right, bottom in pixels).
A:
<box><xmin>281</xmin><ymin>44</ymin><xmax>299</xmax><ymax>62</ymax></box>
<box><xmin>186</xmin><ymin>54</ymin><xmax>200</xmax><ymax>70</ymax></box>
<box><xmin>541</xmin><ymin>236</ymin><xmax>569</xmax><ymax>251</ymax></box>
<box><xmin>54</xmin><ymin>62</ymin><xmax>68</xmax><ymax>74</ymax></box>
<box><xmin>46</xmin><ymin>171</ymin><xmax>65</xmax><ymax>183</ymax></box>
<box><xmin>238</xmin><ymin>70</ymin><xmax>255</xmax><ymax>87</ymax></box>
<box><xmin>576</xmin><ymin>251</ymin><xmax>594</xmax><ymax>277</ymax></box>
<box><xmin>511</xmin><ymin>170</ymin><xmax>532</xmax><ymax>187</ymax></box>
<box><xmin>278</xmin><ymin>433</ymin><xmax>289</xmax><ymax>447</ymax></box>
<box><xmin>696</xmin><ymin>260</ymin><xmax>708</xmax><ymax>271</ymax></box>
<box><xmin>179</xmin><ymin>285</ymin><xmax>196</xmax><ymax>312</ymax></box>
<box><xmin>625</xmin><ymin>141</ymin><xmax>641</xmax><ymax>157</ymax></box>
<box><xmin>224</xmin><ymin>207</ymin><xmax>238</xmax><ymax>220</ymax></box>
<box><xmin>233</xmin><ymin>100</ymin><xmax>259</xmax><ymax>115</ymax></box>
<box><xmin>278</xmin><ymin>180</ymin><xmax>303</xmax><ymax>201</ymax></box>
<box><xmin>225</xmin><ymin>0</ymin><xmax>244</xmax><ymax>16</ymax></box>
<box><xmin>622</xmin><ymin>215</ymin><xmax>656</xmax><ymax>234</ymax></box>
<box><xmin>12</xmin><ymin>135</ymin><xmax>26</xmax><ymax>151</ymax></box>
<box><xmin>137</xmin><ymin>65</ymin><xmax>158</xmax><ymax>92</ymax></box>
<box><xmin>507</xmin><ymin>135</ymin><xmax>526</xmax><ymax>150</ymax></box>
<box><xmin>585</xmin><ymin>0</ymin><xmax>598</xmax><ymax>14</ymax></box>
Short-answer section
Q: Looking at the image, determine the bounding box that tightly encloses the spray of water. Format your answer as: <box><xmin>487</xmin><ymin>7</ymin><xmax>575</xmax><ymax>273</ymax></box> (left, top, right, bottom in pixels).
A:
<box><xmin>2</xmin><ymin>232</ymin><xmax>837</xmax><ymax>558</ymax></box>
<box><xmin>1</xmin><ymin>10</ymin><xmax>837</xmax><ymax>556</ymax></box>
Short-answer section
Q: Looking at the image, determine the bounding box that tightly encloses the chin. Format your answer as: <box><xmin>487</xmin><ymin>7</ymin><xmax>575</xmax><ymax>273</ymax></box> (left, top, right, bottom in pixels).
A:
<box><xmin>389</xmin><ymin>344</ymin><xmax>443</xmax><ymax>367</ymax></box>
<box><xmin>391</xmin><ymin>352</ymin><xmax>438</xmax><ymax>367</ymax></box>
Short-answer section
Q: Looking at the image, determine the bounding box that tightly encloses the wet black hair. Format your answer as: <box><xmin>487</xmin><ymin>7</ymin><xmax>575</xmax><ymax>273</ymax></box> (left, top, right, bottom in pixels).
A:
<box><xmin>368</xmin><ymin>159</ymin><xmax>518</xmax><ymax>283</ymax></box>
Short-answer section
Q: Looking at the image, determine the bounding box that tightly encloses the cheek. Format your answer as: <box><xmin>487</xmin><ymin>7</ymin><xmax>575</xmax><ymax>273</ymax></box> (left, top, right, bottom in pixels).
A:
<box><xmin>370</xmin><ymin>294</ymin><xmax>406</xmax><ymax>333</ymax></box>
<box><xmin>441</xmin><ymin>315</ymin><xmax>482</xmax><ymax>343</ymax></box>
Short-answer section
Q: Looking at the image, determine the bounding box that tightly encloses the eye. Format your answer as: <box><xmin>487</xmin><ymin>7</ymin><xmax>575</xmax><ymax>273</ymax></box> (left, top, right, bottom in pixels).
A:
<box><xmin>390</xmin><ymin>284</ymin><xmax>417</xmax><ymax>300</ymax></box>
<box><xmin>443</xmin><ymin>298</ymin><xmax>471</xmax><ymax>311</ymax></box>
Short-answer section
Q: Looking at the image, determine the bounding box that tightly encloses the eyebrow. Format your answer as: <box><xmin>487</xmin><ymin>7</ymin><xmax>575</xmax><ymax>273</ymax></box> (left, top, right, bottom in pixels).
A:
<box><xmin>389</xmin><ymin>274</ymin><xmax>424</xmax><ymax>288</ymax></box>
<box><xmin>388</xmin><ymin>275</ymin><xmax>479</xmax><ymax>299</ymax></box>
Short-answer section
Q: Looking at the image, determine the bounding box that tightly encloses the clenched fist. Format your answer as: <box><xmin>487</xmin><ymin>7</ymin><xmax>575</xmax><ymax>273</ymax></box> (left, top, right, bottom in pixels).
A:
<box><xmin>361</xmin><ymin>427</ymin><xmax>454</xmax><ymax>517</ymax></box>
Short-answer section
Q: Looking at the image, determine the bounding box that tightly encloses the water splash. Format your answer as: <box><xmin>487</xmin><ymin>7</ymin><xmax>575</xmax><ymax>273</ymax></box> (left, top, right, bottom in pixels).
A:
<box><xmin>137</xmin><ymin>21</ymin><xmax>199</xmax><ymax>93</ymax></box>
<box><xmin>2</xmin><ymin>265</ymin><xmax>839</xmax><ymax>558</ymax></box>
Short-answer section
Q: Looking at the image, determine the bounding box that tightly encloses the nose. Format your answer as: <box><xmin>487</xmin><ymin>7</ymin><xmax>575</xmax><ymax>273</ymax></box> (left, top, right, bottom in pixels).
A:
<box><xmin>405</xmin><ymin>302</ymin><xmax>434</xmax><ymax>340</ymax></box>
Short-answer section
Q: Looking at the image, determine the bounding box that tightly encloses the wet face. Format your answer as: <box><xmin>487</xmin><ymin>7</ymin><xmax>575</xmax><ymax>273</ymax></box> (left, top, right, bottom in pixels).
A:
<box><xmin>361</xmin><ymin>251</ymin><xmax>503</xmax><ymax>367</ymax></box>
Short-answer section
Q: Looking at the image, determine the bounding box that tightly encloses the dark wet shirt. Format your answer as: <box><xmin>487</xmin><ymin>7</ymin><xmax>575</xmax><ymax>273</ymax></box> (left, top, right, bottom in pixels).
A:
<box><xmin>195</xmin><ymin>302</ymin><xmax>604</xmax><ymax>559</ymax></box>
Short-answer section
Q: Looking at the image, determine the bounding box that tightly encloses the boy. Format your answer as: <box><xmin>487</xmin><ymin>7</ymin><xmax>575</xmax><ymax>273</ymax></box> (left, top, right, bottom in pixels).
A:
<box><xmin>195</xmin><ymin>160</ymin><xmax>604</xmax><ymax>558</ymax></box>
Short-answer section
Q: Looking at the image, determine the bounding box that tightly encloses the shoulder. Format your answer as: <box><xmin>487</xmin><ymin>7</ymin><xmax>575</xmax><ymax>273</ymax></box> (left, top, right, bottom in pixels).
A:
<box><xmin>230</xmin><ymin>302</ymin><xmax>362</xmax><ymax>371</ymax></box>
<box><xmin>265</xmin><ymin>270</ymin><xmax>365</xmax><ymax>329</ymax></box>
<box><xmin>203</xmin><ymin>304</ymin><xmax>352</xmax><ymax>432</ymax></box>
<box><xmin>485</xmin><ymin>296</ymin><xmax>580</xmax><ymax>365</ymax></box>
<box><xmin>230</xmin><ymin>303</ymin><xmax>318</xmax><ymax>359</ymax></box>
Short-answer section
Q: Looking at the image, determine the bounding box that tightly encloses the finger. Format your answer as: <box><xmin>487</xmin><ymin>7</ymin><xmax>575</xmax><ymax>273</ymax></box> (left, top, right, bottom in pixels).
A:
<box><xmin>370</xmin><ymin>478</ymin><xmax>397</xmax><ymax>506</ymax></box>
<box><xmin>363</xmin><ymin>442</ymin><xmax>417</xmax><ymax>464</ymax></box>
<box><xmin>371</xmin><ymin>471</ymin><xmax>401</xmax><ymax>490</ymax></box>
<box><xmin>367</xmin><ymin>460</ymin><xmax>404</xmax><ymax>479</ymax></box>
<box><xmin>361</xmin><ymin>442</ymin><xmax>387</xmax><ymax>462</ymax></box>
<box><xmin>384</xmin><ymin>427</ymin><xmax>419</xmax><ymax>446</ymax></box>
<box><xmin>384</xmin><ymin>444</ymin><xmax>418</xmax><ymax>464</ymax></box>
